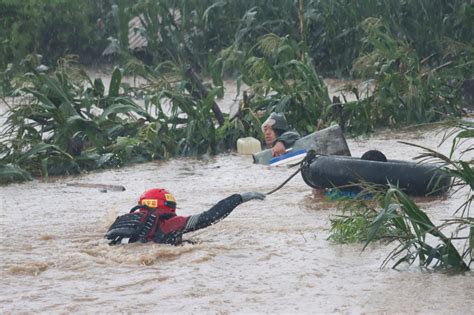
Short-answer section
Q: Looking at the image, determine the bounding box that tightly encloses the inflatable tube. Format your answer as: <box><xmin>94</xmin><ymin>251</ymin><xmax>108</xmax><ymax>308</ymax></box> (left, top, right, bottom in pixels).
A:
<box><xmin>301</xmin><ymin>155</ymin><xmax>451</xmax><ymax>196</ymax></box>
<box><xmin>253</xmin><ymin>124</ymin><xmax>351</xmax><ymax>165</ymax></box>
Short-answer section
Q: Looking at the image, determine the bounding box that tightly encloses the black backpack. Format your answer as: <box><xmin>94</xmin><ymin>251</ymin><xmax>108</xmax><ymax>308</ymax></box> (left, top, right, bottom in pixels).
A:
<box><xmin>105</xmin><ymin>205</ymin><xmax>157</xmax><ymax>245</ymax></box>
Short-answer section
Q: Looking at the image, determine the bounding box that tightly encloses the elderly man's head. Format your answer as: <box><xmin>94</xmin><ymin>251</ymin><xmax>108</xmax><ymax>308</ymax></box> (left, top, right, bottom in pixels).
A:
<box><xmin>261</xmin><ymin>112</ymin><xmax>289</xmax><ymax>146</ymax></box>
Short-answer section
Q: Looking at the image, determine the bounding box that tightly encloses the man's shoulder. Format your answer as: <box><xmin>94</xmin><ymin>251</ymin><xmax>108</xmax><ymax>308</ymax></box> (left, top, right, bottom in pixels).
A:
<box><xmin>282</xmin><ymin>130</ymin><xmax>301</xmax><ymax>136</ymax></box>
<box><xmin>278</xmin><ymin>130</ymin><xmax>301</xmax><ymax>140</ymax></box>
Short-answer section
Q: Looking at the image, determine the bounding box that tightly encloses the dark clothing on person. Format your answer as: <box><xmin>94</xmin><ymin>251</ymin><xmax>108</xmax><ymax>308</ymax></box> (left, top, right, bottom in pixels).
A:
<box><xmin>361</xmin><ymin>150</ymin><xmax>387</xmax><ymax>162</ymax></box>
<box><xmin>262</xmin><ymin>112</ymin><xmax>301</xmax><ymax>149</ymax></box>
<box><xmin>273</xmin><ymin>130</ymin><xmax>301</xmax><ymax>148</ymax></box>
<box><xmin>106</xmin><ymin>194</ymin><xmax>250</xmax><ymax>245</ymax></box>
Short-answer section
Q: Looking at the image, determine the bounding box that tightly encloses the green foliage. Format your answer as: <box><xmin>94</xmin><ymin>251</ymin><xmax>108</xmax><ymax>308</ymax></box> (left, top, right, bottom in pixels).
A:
<box><xmin>1</xmin><ymin>0</ymin><xmax>472</xmax><ymax>79</ymax></box>
<box><xmin>128</xmin><ymin>0</ymin><xmax>240</xmax><ymax>70</ymax></box>
<box><xmin>231</xmin><ymin>33</ymin><xmax>331</xmax><ymax>135</ymax></box>
<box><xmin>123</xmin><ymin>60</ymin><xmax>257</xmax><ymax>155</ymax></box>
<box><xmin>328</xmin><ymin>197</ymin><xmax>392</xmax><ymax>244</ymax></box>
<box><xmin>0</xmin><ymin>0</ymin><xmax>110</xmax><ymax>69</ymax></box>
<box><xmin>339</xmin><ymin>17</ymin><xmax>468</xmax><ymax>133</ymax></box>
<box><xmin>366</xmin><ymin>185</ymin><xmax>470</xmax><ymax>271</ymax></box>
<box><xmin>0</xmin><ymin>163</ymin><xmax>32</xmax><ymax>183</ymax></box>
<box><xmin>329</xmin><ymin>121</ymin><xmax>473</xmax><ymax>271</ymax></box>
<box><xmin>0</xmin><ymin>59</ymin><xmax>157</xmax><ymax>181</ymax></box>
<box><xmin>0</xmin><ymin>57</ymin><xmax>254</xmax><ymax>182</ymax></box>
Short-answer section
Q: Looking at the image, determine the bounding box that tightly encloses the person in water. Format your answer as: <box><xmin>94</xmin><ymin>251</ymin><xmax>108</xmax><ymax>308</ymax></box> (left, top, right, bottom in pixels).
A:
<box><xmin>261</xmin><ymin>112</ymin><xmax>301</xmax><ymax>157</ymax></box>
<box><xmin>361</xmin><ymin>149</ymin><xmax>387</xmax><ymax>162</ymax></box>
<box><xmin>105</xmin><ymin>188</ymin><xmax>266</xmax><ymax>245</ymax></box>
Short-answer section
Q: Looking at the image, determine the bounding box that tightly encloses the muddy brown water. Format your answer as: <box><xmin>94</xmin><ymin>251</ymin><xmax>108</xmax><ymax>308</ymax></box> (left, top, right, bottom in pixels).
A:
<box><xmin>1</xmin><ymin>78</ymin><xmax>473</xmax><ymax>313</ymax></box>
<box><xmin>1</xmin><ymin>128</ymin><xmax>473</xmax><ymax>313</ymax></box>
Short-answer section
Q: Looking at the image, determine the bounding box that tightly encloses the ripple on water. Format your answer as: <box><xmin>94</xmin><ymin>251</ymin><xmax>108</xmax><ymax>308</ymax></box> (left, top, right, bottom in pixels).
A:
<box><xmin>8</xmin><ymin>261</ymin><xmax>54</xmax><ymax>276</ymax></box>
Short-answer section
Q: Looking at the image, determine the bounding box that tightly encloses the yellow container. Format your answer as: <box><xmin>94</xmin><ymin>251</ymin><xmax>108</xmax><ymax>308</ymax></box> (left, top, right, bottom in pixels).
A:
<box><xmin>237</xmin><ymin>137</ymin><xmax>261</xmax><ymax>155</ymax></box>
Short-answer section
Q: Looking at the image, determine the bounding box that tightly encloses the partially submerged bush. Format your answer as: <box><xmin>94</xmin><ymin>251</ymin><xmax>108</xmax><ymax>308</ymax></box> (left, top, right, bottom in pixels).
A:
<box><xmin>329</xmin><ymin>121</ymin><xmax>473</xmax><ymax>271</ymax></box>
<box><xmin>0</xmin><ymin>58</ymin><xmax>264</xmax><ymax>183</ymax></box>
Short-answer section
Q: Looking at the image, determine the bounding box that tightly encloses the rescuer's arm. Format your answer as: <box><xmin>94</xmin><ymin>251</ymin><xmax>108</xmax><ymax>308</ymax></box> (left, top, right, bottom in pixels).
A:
<box><xmin>182</xmin><ymin>192</ymin><xmax>265</xmax><ymax>233</ymax></box>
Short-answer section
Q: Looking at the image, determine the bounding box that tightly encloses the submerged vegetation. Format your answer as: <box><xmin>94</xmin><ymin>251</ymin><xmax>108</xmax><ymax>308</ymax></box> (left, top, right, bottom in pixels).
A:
<box><xmin>1</xmin><ymin>0</ymin><xmax>471</xmax><ymax>181</ymax></box>
<box><xmin>0</xmin><ymin>57</ymin><xmax>240</xmax><ymax>182</ymax></box>
<box><xmin>329</xmin><ymin>121</ymin><xmax>473</xmax><ymax>271</ymax></box>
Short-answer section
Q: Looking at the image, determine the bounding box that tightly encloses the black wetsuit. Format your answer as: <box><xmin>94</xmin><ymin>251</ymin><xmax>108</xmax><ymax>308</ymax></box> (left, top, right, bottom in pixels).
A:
<box><xmin>106</xmin><ymin>194</ymin><xmax>244</xmax><ymax>245</ymax></box>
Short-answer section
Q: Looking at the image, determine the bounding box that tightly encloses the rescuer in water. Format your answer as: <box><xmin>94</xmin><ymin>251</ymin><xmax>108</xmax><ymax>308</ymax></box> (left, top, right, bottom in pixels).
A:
<box><xmin>106</xmin><ymin>188</ymin><xmax>265</xmax><ymax>245</ymax></box>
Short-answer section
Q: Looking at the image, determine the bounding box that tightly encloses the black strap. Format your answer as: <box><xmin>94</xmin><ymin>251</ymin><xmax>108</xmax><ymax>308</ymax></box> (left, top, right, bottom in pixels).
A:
<box><xmin>265</xmin><ymin>150</ymin><xmax>319</xmax><ymax>195</ymax></box>
<box><xmin>129</xmin><ymin>204</ymin><xmax>152</xmax><ymax>213</ymax></box>
<box><xmin>107</xmin><ymin>205</ymin><xmax>157</xmax><ymax>245</ymax></box>
<box><xmin>130</xmin><ymin>204</ymin><xmax>175</xmax><ymax>220</ymax></box>
<box><xmin>137</xmin><ymin>213</ymin><xmax>157</xmax><ymax>241</ymax></box>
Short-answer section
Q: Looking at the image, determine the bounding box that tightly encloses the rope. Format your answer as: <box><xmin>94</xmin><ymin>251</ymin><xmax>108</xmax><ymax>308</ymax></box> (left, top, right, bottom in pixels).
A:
<box><xmin>265</xmin><ymin>150</ymin><xmax>318</xmax><ymax>196</ymax></box>
<box><xmin>265</xmin><ymin>166</ymin><xmax>302</xmax><ymax>195</ymax></box>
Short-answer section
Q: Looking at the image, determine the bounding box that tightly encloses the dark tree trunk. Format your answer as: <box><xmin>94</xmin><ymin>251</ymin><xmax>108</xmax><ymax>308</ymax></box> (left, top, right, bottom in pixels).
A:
<box><xmin>185</xmin><ymin>67</ymin><xmax>225</xmax><ymax>126</ymax></box>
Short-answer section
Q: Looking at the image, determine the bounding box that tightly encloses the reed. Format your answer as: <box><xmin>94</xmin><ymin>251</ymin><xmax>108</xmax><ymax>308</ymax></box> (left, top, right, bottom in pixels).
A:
<box><xmin>329</xmin><ymin>121</ymin><xmax>473</xmax><ymax>271</ymax></box>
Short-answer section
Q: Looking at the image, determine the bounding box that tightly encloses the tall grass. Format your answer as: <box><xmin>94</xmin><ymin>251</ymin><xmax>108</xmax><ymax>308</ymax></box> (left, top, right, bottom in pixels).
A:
<box><xmin>339</xmin><ymin>17</ymin><xmax>469</xmax><ymax>133</ymax></box>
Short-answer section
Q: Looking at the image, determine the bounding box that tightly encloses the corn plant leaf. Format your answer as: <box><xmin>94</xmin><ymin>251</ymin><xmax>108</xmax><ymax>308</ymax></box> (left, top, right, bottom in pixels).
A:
<box><xmin>46</xmin><ymin>74</ymin><xmax>74</xmax><ymax>106</ymax></box>
<box><xmin>41</xmin><ymin>158</ymin><xmax>49</xmax><ymax>178</ymax></box>
<box><xmin>94</xmin><ymin>78</ymin><xmax>105</xmax><ymax>97</ymax></box>
<box><xmin>16</xmin><ymin>143</ymin><xmax>72</xmax><ymax>164</ymax></box>
<box><xmin>365</xmin><ymin>203</ymin><xmax>399</xmax><ymax>249</ymax></box>
<box><xmin>470</xmin><ymin>224</ymin><xmax>473</xmax><ymax>264</ymax></box>
<box><xmin>0</xmin><ymin>164</ymin><xmax>32</xmax><ymax>181</ymax></box>
<box><xmin>100</xmin><ymin>99</ymin><xmax>147</xmax><ymax>119</ymax></box>
<box><xmin>108</xmin><ymin>67</ymin><xmax>122</xmax><ymax>97</ymax></box>
<box><xmin>456</xmin><ymin>129</ymin><xmax>474</xmax><ymax>138</ymax></box>
<box><xmin>22</xmin><ymin>88</ymin><xmax>57</xmax><ymax>110</ymax></box>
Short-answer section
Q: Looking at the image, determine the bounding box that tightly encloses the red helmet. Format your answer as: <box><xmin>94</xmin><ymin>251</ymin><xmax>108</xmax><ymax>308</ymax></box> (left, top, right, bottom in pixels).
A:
<box><xmin>139</xmin><ymin>188</ymin><xmax>177</xmax><ymax>215</ymax></box>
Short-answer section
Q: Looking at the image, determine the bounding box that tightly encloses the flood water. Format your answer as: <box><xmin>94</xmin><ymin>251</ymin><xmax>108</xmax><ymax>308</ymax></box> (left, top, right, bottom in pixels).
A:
<box><xmin>1</xmin><ymin>129</ymin><xmax>473</xmax><ymax>313</ymax></box>
<box><xmin>1</xmin><ymin>78</ymin><xmax>473</xmax><ymax>313</ymax></box>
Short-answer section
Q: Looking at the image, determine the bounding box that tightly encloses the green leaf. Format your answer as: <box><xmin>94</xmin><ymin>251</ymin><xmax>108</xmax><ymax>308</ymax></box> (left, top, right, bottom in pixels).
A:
<box><xmin>16</xmin><ymin>143</ymin><xmax>72</xmax><ymax>164</ymax></box>
<box><xmin>94</xmin><ymin>78</ymin><xmax>105</xmax><ymax>97</ymax></box>
<box><xmin>22</xmin><ymin>88</ymin><xmax>56</xmax><ymax>110</ymax></box>
<box><xmin>0</xmin><ymin>164</ymin><xmax>32</xmax><ymax>181</ymax></box>
<box><xmin>100</xmin><ymin>100</ymin><xmax>145</xmax><ymax>119</ymax></box>
<box><xmin>109</xmin><ymin>67</ymin><xmax>122</xmax><ymax>97</ymax></box>
<box><xmin>365</xmin><ymin>203</ymin><xmax>399</xmax><ymax>249</ymax></box>
<box><xmin>456</xmin><ymin>130</ymin><xmax>474</xmax><ymax>139</ymax></box>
